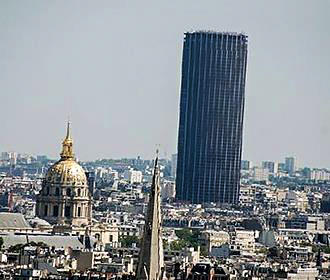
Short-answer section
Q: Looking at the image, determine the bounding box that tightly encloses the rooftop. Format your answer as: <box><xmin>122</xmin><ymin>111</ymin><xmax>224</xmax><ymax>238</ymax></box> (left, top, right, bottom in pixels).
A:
<box><xmin>0</xmin><ymin>212</ymin><xmax>31</xmax><ymax>229</ymax></box>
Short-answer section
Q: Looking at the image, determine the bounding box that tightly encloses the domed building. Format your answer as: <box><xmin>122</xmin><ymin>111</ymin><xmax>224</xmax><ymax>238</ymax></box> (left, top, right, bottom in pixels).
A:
<box><xmin>36</xmin><ymin>122</ymin><xmax>92</xmax><ymax>227</ymax></box>
<box><xmin>35</xmin><ymin>122</ymin><xmax>119</xmax><ymax>248</ymax></box>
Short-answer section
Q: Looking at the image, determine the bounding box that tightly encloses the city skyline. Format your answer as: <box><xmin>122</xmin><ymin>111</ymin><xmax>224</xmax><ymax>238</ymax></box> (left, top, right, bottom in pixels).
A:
<box><xmin>0</xmin><ymin>133</ymin><xmax>324</xmax><ymax>171</ymax></box>
<box><xmin>1</xmin><ymin>1</ymin><xmax>329</xmax><ymax>167</ymax></box>
<box><xmin>1</xmin><ymin>2</ymin><xmax>330</xmax><ymax>278</ymax></box>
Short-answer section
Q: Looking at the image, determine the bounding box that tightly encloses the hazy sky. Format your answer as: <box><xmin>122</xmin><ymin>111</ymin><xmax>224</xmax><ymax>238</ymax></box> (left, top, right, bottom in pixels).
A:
<box><xmin>1</xmin><ymin>1</ymin><xmax>329</xmax><ymax>168</ymax></box>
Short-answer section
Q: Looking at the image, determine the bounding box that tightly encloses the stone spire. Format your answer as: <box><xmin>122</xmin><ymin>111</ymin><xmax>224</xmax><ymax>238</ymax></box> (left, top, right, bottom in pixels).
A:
<box><xmin>60</xmin><ymin>121</ymin><xmax>74</xmax><ymax>160</ymax></box>
<box><xmin>136</xmin><ymin>152</ymin><xmax>165</xmax><ymax>280</ymax></box>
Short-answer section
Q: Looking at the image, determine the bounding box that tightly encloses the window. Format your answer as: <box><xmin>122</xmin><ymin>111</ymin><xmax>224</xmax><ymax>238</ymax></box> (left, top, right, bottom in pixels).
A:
<box><xmin>55</xmin><ymin>188</ymin><xmax>60</xmax><ymax>196</ymax></box>
<box><xmin>44</xmin><ymin>205</ymin><xmax>48</xmax><ymax>216</ymax></box>
<box><xmin>53</xmin><ymin>205</ymin><xmax>59</xmax><ymax>217</ymax></box>
<box><xmin>67</xmin><ymin>188</ymin><xmax>71</xmax><ymax>196</ymax></box>
<box><xmin>77</xmin><ymin>207</ymin><xmax>81</xmax><ymax>217</ymax></box>
<box><xmin>110</xmin><ymin>235</ymin><xmax>113</xmax><ymax>242</ymax></box>
<box><xmin>65</xmin><ymin>206</ymin><xmax>71</xmax><ymax>218</ymax></box>
<box><xmin>77</xmin><ymin>189</ymin><xmax>81</xmax><ymax>196</ymax></box>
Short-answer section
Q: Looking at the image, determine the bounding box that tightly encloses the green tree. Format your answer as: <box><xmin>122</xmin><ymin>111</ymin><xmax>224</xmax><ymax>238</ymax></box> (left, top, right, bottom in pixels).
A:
<box><xmin>175</xmin><ymin>228</ymin><xmax>192</xmax><ymax>239</ymax></box>
<box><xmin>163</xmin><ymin>239</ymin><xmax>169</xmax><ymax>249</ymax></box>
<box><xmin>119</xmin><ymin>235</ymin><xmax>140</xmax><ymax>248</ymax></box>
<box><xmin>8</xmin><ymin>244</ymin><xmax>25</xmax><ymax>253</ymax></box>
<box><xmin>170</xmin><ymin>240</ymin><xmax>188</xmax><ymax>251</ymax></box>
<box><xmin>312</xmin><ymin>245</ymin><xmax>330</xmax><ymax>254</ymax></box>
<box><xmin>174</xmin><ymin>229</ymin><xmax>201</xmax><ymax>250</ymax></box>
<box><xmin>256</xmin><ymin>248</ymin><xmax>269</xmax><ymax>255</ymax></box>
<box><xmin>300</xmin><ymin>241</ymin><xmax>312</xmax><ymax>247</ymax></box>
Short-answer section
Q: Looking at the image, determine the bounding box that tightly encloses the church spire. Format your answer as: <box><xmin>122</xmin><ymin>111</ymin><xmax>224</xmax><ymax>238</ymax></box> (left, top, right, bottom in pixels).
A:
<box><xmin>60</xmin><ymin>121</ymin><xmax>74</xmax><ymax>160</ymax></box>
<box><xmin>136</xmin><ymin>151</ymin><xmax>165</xmax><ymax>280</ymax></box>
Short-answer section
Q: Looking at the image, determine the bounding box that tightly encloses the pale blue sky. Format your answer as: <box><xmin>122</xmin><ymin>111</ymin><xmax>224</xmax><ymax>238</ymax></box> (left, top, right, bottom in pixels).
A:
<box><xmin>0</xmin><ymin>1</ymin><xmax>329</xmax><ymax>168</ymax></box>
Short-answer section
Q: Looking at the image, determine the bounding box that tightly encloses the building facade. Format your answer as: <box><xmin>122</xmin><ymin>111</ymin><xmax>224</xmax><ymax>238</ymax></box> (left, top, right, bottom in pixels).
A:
<box><xmin>309</xmin><ymin>169</ymin><xmax>330</xmax><ymax>181</ymax></box>
<box><xmin>241</xmin><ymin>160</ymin><xmax>252</xmax><ymax>171</ymax></box>
<box><xmin>171</xmin><ymin>153</ymin><xmax>177</xmax><ymax>178</ymax></box>
<box><xmin>262</xmin><ymin>161</ymin><xmax>278</xmax><ymax>174</ymax></box>
<box><xmin>176</xmin><ymin>31</ymin><xmax>248</xmax><ymax>204</ymax></box>
<box><xmin>252</xmin><ymin>167</ymin><xmax>269</xmax><ymax>183</ymax></box>
<box><xmin>123</xmin><ymin>169</ymin><xmax>143</xmax><ymax>184</ymax></box>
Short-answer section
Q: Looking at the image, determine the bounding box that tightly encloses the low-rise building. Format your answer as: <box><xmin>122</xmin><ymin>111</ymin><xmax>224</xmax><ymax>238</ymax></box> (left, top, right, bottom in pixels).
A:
<box><xmin>123</xmin><ymin>169</ymin><xmax>143</xmax><ymax>184</ymax></box>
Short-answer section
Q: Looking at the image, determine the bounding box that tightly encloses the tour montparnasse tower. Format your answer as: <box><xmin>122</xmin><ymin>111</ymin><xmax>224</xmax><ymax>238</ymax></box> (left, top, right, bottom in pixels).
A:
<box><xmin>176</xmin><ymin>31</ymin><xmax>248</xmax><ymax>204</ymax></box>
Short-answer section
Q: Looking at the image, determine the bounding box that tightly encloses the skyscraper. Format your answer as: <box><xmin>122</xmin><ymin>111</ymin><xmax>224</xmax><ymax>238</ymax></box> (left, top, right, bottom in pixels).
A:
<box><xmin>176</xmin><ymin>31</ymin><xmax>248</xmax><ymax>204</ymax></box>
<box><xmin>285</xmin><ymin>157</ymin><xmax>296</xmax><ymax>174</ymax></box>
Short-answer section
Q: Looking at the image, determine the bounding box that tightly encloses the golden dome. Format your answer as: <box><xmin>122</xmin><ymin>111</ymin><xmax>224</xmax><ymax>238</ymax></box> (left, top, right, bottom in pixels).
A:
<box><xmin>45</xmin><ymin>121</ymin><xmax>87</xmax><ymax>186</ymax></box>
<box><xmin>45</xmin><ymin>159</ymin><xmax>87</xmax><ymax>185</ymax></box>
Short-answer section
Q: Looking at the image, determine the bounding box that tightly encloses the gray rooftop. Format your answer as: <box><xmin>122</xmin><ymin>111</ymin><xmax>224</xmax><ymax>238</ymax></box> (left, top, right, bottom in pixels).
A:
<box><xmin>0</xmin><ymin>212</ymin><xmax>31</xmax><ymax>229</ymax></box>
<box><xmin>0</xmin><ymin>233</ymin><xmax>84</xmax><ymax>250</ymax></box>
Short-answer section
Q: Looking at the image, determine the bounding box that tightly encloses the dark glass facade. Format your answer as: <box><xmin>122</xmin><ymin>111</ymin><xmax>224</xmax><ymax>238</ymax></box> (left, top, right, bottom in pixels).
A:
<box><xmin>176</xmin><ymin>31</ymin><xmax>248</xmax><ymax>204</ymax></box>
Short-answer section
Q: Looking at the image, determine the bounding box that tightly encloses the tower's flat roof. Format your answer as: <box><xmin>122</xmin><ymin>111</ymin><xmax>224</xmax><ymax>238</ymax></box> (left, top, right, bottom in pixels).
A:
<box><xmin>185</xmin><ymin>30</ymin><xmax>247</xmax><ymax>37</ymax></box>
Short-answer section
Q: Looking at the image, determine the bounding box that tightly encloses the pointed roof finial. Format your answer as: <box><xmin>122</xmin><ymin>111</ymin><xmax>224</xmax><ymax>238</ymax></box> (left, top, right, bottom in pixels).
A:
<box><xmin>156</xmin><ymin>144</ymin><xmax>161</xmax><ymax>157</ymax></box>
<box><xmin>60</xmin><ymin>121</ymin><xmax>74</xmax><ymax>160</ymax></box>
<box><xmin>65</xmin><ymin>119</ymin><xmax>72</xmax><ymax>140</ymax></box>
<box><xmin>155</xmin><ymin>144</ymin><xmax>160</xmax><ymax>167</ymax></box>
